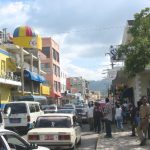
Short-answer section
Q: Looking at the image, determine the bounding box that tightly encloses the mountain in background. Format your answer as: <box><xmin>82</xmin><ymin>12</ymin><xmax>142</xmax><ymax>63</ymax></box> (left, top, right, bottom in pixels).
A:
<box><xmin>88</xmin><ymin>79</ymin><xmax>111</xmax><ymax>96</ymax></box>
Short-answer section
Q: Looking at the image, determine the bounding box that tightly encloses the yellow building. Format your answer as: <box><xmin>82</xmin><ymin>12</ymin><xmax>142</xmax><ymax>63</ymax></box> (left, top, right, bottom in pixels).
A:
<box><xmin>0</xmin><ymin>48</ymin><xmax>21</xmax><ymax>109</ymax></box>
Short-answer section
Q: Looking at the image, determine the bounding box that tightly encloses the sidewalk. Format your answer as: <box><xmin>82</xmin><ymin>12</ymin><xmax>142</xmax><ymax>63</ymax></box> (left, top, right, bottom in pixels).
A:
<box><xmin>96</xmin><ymin>125</ymin><xmax>150</xmax><ymax>150</ymax></box>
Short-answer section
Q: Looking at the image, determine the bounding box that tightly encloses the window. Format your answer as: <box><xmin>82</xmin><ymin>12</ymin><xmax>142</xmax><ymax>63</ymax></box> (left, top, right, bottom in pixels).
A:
<box><xmin>4</xmin><ymin>103</ymin><xmax>27</xmax><ymax>114</ymax></box>
<box><xmin>45</xmin><ymin>63</ymin><xmax>50</xmax><ymax>68</ymax></box>
<box><xmin>53</xmin><ymin>48</ymin><xmax>56</xmax><ymax>60</ymax></box>
<box><xmin>29</xmin><ymin>104</ymin><xmax>36</xmax><ymax>113</ymax></box>
<box><xmin>58</xmin><ymin>82</ymin><xmax>61</xmax><ymax>92</ymax></box>
<box><xmin>54</xmin><ymin>81</ymin><xmax>57</xmax><ymax>91</ymax></box>
<box><xmin>0</xmin><ymin>137</ymin><xmax>6</xmax><ymax>149</ymax></box>
<box><xmin>34</xmin><ymin>104</ymin><xmax>40</xmax><ymax>112</ymax></box>
<box><xmin>42</xmin><ymin>47</ymin><xmax>50</xmax><ymax>58</ymax></box>
<box><xmin>56</xmin><ymin>51</ymin><xmax>59</xmax><ymax>62</ymax></box>
<box><xmin>35</xmin><ymin>116</ymin><xmax>71</xmax><ymax>128</ymax></box>
<box><xmin>4</xmin><ymin>134</ymin><xmax>28</xmax><ymax>150</ymax></box>
<box><xmin>1</xmin><ymin>60</ymin><xmax>5</xmax><ymax>75</ymax></box>
<box><xmin>53</xmin><ymin>64</ymin><xmax>57</xmax><ymax>76</ymax></box>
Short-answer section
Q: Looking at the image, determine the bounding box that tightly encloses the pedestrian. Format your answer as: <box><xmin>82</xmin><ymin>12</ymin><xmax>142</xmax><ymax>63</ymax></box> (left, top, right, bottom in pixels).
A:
<box><xmin>122</xmin><ymin>103</ymin><xmax>127</xmax><ymax>124</ymax></box>
<box><xmin>115</xmin><ymin>103</ymin><xmax>123</xmax><ymax>130</ymax></box>
<box><xmin>103</xmin><ymin>97</ymin><xmax>113</xmax><ymax>138</ymax></box>
<box><xmin>87</xmin><ymin>102</ymin><xmax>94</xmax><ymax>131</ymax></box>
<box><xmin>93</xmin><ymin>102</ymin><xmax>102</xmax><ymax>133</ymax></box>
<box><xmin>129</xmin><ymin>102</ymin><xmax>138</xmax><ymax>137</ymax></box>
<box><xmin>137</xmin><ymin>96</ymin><xmax>150</xmax><ymax>146</ymax></box>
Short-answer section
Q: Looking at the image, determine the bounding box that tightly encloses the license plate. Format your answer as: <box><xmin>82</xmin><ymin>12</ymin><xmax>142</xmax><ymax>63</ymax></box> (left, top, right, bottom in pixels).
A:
<box><xmin>9</xmin><ymin>118</ymin><xmax>21</xmax><ymax>123</ymax></box>
<box><xmin>45</xmin><ymin>135</ymin><xmax>54</xmax><ymax>140</ymax></box>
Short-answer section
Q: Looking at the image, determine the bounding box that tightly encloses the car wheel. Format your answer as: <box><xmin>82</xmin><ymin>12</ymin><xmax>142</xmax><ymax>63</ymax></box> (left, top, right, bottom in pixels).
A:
<box><xmin>77</xmin><ymin>137</ymin><xmax>81</xmax><ymax>145</ymax></box>
<box><xmin>70</xmin><ymin>140</ymin><xmax>77</xmax><ymax>150</ymax></box>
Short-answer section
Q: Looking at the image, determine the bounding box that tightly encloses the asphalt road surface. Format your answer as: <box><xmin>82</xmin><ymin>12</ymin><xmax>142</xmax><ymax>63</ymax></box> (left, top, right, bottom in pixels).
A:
<box><xmin>77</xmin><ymin>124</ymin><xmax>99</xmax><ymax>150</ymax></box>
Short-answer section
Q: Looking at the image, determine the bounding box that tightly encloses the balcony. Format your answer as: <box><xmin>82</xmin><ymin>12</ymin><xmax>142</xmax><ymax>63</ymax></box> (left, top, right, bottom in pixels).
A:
<box><xmin>0</xmin><ymin>72</ymin><xmax>21</xmax><ymax>86</ymax></box>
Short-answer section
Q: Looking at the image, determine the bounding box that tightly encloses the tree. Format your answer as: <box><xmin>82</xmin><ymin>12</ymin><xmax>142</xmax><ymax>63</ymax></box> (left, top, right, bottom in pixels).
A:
<box><xmin>117</xmin><ymin>8</ymin><xmax>150</xmax><ymax>76</ymax></box>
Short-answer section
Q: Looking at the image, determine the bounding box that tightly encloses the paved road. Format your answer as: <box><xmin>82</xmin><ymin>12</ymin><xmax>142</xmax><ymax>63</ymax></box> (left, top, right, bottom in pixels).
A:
<box><xmin>77</xmin><ymin>124</ymin><xmax>99</xmax><ymax>150</ymax></box>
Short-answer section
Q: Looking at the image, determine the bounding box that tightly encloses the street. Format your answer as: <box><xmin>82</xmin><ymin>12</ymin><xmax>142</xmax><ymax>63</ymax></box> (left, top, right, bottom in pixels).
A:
<box><xmin>78</xmin><ymin>124</ymin><xmax>99</xmax><ymax>150</ymax></box>
<box><xmin>22</xmin><ymin>124</ymin><xmax>99</xmax><ymax>150</ymax></box>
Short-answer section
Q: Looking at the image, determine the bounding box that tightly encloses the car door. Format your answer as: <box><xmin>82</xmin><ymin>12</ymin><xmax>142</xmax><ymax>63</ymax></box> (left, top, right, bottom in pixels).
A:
<box><xmin>0</xmin><ymin>136</ymin><xmax>9</xmax><ymax>150</ymax></box>
<box><xmin>74</xmin><ymin>121</ymin><xmax>81</xmax><ymax>142</ymax></box>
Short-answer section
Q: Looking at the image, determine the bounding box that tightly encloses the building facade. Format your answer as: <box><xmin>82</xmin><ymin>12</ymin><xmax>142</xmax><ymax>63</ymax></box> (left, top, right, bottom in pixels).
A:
<box><xmin>0</xmin><ymin>26</ymin><xmax>50</xmax><ymax>109</ymax></box>
<box><xmin>66</xmin><ymin>77</ymin><xmax>89</xmax><ymax>100</ymax></box>
<box><xmin>39</xmin><ymin>37</ymin><xmax>61</xmax><ymax>104</ymax></box>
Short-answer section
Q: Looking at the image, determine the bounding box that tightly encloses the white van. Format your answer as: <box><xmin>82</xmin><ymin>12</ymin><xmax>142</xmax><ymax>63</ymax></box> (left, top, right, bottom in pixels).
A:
<box><xmin>3</xmin><ymin>101</ymin><xmax>44</xmax><ymax>132</ymax></box>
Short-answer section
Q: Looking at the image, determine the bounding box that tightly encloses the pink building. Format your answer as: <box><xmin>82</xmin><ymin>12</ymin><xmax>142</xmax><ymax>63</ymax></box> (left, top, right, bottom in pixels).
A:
<box><xmin>39</xmin><ymin>37</ymin><xmax>61</xmax><ymax>103</ymax></box>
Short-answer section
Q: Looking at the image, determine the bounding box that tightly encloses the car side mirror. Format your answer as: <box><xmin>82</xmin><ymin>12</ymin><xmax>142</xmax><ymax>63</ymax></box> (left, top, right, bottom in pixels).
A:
<box><xmin>73</xmin><ymin>116</ymin><xmax>76</xmax><ymax>123</ymax></box>
<box><xmin>6</xmin><ymin>107</ymin><xmax>11</xmax><ymax>117</ymax></box>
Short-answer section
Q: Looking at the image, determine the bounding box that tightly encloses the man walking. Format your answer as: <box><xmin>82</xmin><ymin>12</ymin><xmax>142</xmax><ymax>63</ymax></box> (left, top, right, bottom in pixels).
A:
<box><xmin>137</xmin><ymin>96</ymin><xmax>150</xmax><ymax>146</ymax></box>
<box><xmin>87</xmin><ymin>102</ymin><xmax>94</xmax><ymax>131</ymax></box>
<box><xmin>103</xmin><ymin>97</ymin><xmax>113</xmax><ymax>138</ymax></box>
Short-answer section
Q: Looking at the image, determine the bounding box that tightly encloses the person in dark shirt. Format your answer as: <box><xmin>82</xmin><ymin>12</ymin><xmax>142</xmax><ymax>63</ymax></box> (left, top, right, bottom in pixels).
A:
<box><xmin>93</xmin><ymin>102</ymin><xmax>103</xmax><ymax>133</ymax></box>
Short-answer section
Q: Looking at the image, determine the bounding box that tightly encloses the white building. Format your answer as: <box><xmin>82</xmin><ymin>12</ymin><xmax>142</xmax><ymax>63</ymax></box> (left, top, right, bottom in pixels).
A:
<box><xmin>60</xmin><ymin>68</ymin><xmax>67</xmax><ymax>94</ymax></box>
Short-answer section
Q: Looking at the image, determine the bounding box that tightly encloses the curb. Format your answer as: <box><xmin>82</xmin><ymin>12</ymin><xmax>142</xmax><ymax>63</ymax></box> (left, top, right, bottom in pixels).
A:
<box><xmin>96</xmin><ymin>132</ymin><xmax>105</xmax><ymax>150</ymax></box>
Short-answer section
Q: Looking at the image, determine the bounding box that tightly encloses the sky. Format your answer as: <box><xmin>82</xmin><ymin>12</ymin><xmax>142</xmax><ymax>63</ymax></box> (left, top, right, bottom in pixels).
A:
<box><xmin>0</xmin><ymin>0</ymin><xmax>149</xmax><ymax>81</ymax></box>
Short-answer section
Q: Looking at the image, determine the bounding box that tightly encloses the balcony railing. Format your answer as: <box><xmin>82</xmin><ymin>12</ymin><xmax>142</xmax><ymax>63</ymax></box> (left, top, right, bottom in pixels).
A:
<box><xmin>0</xmin><ymin>72</ymin><xmax>21</xmax><ymax>86</ymax></box>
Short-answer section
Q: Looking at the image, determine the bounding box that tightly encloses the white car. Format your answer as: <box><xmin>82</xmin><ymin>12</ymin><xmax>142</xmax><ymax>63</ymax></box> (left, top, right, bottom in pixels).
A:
<box><xmin>0</xmin><ymin>128</ymin><xmax>49</xmax><ymax>150</ymax></box>
<box><xmin>27</xmin><ymin>113</ymin><xmax>81</xmax><ymax>150</ymax></box>
<box><xmin>43</xmin><ymin>104</ymin><xmax>58</xmax><ymax>113</ymax></box>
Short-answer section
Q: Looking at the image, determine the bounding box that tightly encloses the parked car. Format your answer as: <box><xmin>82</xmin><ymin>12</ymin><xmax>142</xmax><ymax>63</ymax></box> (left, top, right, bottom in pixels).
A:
<box><xmin>57</xmin><ymin>109</ymin><xmax>82</xmax><ymax>127</ymax></box>
<box><xmin>0</xmin><ymin>128</ymin><xmax>50</xmax><ymax>150</ymax></box>
<box><xmin>27</xmin><ymin>113</ymin><xmax>81</xmax><ymax>150</ymax></box>
<box><xmin>43</xmin><ymin>104</ymin><xmax>58</xmax><ymax>114</ymax></box>
<box><xmin>3</xmin><ymin>101</ymin><xmax>44</xmax><ymax>132</ymax></box>
<box><xmin>0</xmin><ymin>111</ymin><xmax>4</xmax><ymax>128</ymax></box>
<box><xmin>76</xmin><ymin>107</ymin><xmax>88</xmax><ymax>123</ymax></box>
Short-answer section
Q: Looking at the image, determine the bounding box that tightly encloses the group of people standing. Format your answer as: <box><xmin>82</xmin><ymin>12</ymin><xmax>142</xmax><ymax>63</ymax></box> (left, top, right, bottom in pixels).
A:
<box><xmin>87</xmin><ymin>98</ymin><xmax>113</xmax><ymax>138</ymax></box>
<box><xmin>87</xmin><ymin>96</ymin><xmax>150</xmax><ymax>146</ymax></box>
<box><xmin>129</xmin><ymin>96</ymin><xmax>150</xmax><ymax>146</ymax></box>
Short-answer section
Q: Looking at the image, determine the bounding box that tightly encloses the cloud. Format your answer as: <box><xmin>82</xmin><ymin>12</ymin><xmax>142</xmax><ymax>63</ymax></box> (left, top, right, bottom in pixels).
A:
<box><xmin>0</xmin><ymin>0</ymin><xmax>150</xmax><ymax>81</ymax></box>
<box><xmin>0</xmin><ymin>1</ymin><xmax>29</xmax><ymax>31</ymax></box>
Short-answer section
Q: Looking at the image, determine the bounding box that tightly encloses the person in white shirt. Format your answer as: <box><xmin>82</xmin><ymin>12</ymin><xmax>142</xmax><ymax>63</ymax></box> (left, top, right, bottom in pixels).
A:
<box><xmin>87</xmin><ymin>103</ymin><xmax>94</xmax><ymax>131</ymax></box>
<box><xmin>115</xmin><ymin>104</ymin><xmax>123</xmax><ymax>130</ymax></box>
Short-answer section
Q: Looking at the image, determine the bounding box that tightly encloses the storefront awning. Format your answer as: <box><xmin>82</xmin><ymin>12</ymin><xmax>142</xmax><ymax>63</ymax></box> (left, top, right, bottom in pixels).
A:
<box><xmin>24</xmin><ymin>70</ymin><xmax>46</xmax><ymax>83</ymax></box>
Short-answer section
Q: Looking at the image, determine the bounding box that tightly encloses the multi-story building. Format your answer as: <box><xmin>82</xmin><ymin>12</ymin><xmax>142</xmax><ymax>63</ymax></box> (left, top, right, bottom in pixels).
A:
<box><xmin>60</xmin><ymin>68</ymin><xmax>67</xmax><ymax>94</ymax></box>
<box><xmin>39</xmin><ymin>37</ymin><xmax>61</xmax><ymax>104</ymax></box>
<box><xmin>0</xmin><ymin>46</ymin><xmax>21</xmax><ymax>109</ymax></box>
<box><xmin>66</xmin><ymin>77</ymin><xmax>89</xmax><ymax>100</ymax></box>
<box><xmin>11</xmin><ymin>26</ymin><xmax>49</xmax><ymax>99</ymax></box>
<box><xmin>0</xmin><ymin>26</ymin><xmax>50</xmax><ymax>109</ymax></box>
<box><xmin>88</xmin><ymin>91</ymin><xmax>101</xmax><ymax>102</ymax></box>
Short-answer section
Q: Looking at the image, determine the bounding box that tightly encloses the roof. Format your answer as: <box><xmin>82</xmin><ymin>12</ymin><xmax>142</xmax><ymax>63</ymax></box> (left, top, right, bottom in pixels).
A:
<box><xmin>127</xmin><ymin>20</ymin><xmax>134</xmax><ymax>26</ymax></box>
<box><xmin>39</xmin><ymin>113</ymin><xmax>74</xmax><ymax>117</ymax></box>
<box><xmin>6</xmin><ymin>101</ymin><xmax>40</xmax><ymax>104</ymax></box>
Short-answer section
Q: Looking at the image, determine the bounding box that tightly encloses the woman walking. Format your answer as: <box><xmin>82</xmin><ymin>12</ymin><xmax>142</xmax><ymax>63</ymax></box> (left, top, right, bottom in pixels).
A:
<box><xmin>115</xmin><ymin>104</ymin><xmax>123</xmax><ymax>130</ymax></box>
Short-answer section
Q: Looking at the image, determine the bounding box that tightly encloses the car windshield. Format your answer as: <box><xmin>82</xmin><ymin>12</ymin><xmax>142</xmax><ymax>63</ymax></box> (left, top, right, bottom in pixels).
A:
<box><xmin>4</xmin><ymin>103</ymin><xmax>27</xmax><ymax>114</ymax></box>
<box><xmin>35</xmin><ymin>116</ymin><xmax>71</xmax><ymax>128</ymax></box>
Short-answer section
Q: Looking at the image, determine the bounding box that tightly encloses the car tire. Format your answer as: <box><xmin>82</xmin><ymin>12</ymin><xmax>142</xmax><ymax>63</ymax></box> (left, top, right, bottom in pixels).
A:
<box><xmin>70</xmin><ymin>140</ymin><xmax>77</xmax><ymax>150</ymax></box>
<box><xmin>77</xmin><ymin>137</ymin><xmax>81</xmax><ymax>145</ymax></box>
